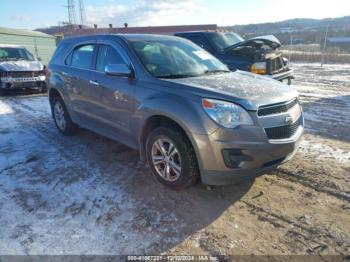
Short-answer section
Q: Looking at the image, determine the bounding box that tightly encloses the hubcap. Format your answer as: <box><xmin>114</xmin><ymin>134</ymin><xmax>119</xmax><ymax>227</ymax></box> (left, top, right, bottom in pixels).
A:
<box><xmin>151</xmin><ymin>138</ymin><xmax>182</xmax><ymax>182</ymax></box>
<box><xmin>54</xmin><ymin>102</ymin><xmax>66</xmax><ymax>131</ymax></box>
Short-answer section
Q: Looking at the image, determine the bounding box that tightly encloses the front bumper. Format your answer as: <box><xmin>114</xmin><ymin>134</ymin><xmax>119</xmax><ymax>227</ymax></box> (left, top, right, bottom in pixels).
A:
<box><xmin>267</xmin><ymin>68</ymin><xmax>294</xmax><ymax>83</ymax></box>
<box><xmin>192</xmin><ymin>113</ymin><xmax>304</xmax><ymax>186</ymax></box>
<box><xmin>0</xmin><ymin>75</ymin><xmax>46</xmax><ymax>90</ymax></box>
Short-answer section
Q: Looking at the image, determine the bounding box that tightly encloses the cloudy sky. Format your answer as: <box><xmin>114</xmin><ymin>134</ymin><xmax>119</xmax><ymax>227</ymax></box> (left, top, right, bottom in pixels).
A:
<box><xmin>1</xmin><ymin>0</ymin><xmax>349</xmax><ymax>29</ymax></box>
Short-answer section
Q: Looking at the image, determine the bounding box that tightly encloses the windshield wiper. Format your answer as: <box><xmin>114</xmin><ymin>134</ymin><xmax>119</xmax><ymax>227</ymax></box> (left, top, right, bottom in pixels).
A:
<box><xmin>157</xmin><ymin>73</ymin><xmax>198</xmax><ymax>79</ymax></box>
<box><xmin>0</xmin><ymin>58</ymin><xmax>17</xmax><ymax>61</ymax></box>
<box><xmin>203</xmin><ymin>69</ymin><xmax>230</xmax><ymax>75</ymax></box>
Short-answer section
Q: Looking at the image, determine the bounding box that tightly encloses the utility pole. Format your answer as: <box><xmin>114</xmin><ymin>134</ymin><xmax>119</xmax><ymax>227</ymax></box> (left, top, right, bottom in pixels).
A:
<box><xmin>66</xmin><ymin>0</ymin><xmax>77</xmax><ymax>31</ymax></box>
<box><xmin>289</xmin><ymin>34</ymin><xmax>293</xmax><ymax>62</ymax></box>
<box><xmin>34</xmin><ymin>39</ymin><xmax>39</xmax><ymax>58</ymax></box>
<box><xmin>78</xmin><ymin>0</ymin><xmax>86</xmax><ymax>26</ymax></box>
<box><xmin>321</xmin><ymin>25</ymin><xmax>329</xmax><ymax>67</ymax></box>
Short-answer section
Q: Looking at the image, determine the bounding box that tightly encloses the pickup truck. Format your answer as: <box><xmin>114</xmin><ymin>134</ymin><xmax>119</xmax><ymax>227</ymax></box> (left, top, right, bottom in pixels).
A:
<box><xmin>175</xmin><ymin>31</ymin><xmax>294</xmax><ymax>85</ymax></box>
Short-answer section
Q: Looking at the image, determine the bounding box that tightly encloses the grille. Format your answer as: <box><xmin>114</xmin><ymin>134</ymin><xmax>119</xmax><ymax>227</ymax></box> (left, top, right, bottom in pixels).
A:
<box><xmin>267</xmin><ymin>56</ymin><xmax>284</xmax><ymax>74</ymax></box>
<box><xmin>258</xmin><ymin>99</ymin><xmax>298</xmax><ymax>116</ymax></box>
<box><xmin>0</xmin><ymin>71</ymin><xmax>44</xmax><ymax>78</ymax></box>
<box><xmin>265</xmin><ymin>117</ymin><xmax>302</xmax><ymax>140</ymax></box>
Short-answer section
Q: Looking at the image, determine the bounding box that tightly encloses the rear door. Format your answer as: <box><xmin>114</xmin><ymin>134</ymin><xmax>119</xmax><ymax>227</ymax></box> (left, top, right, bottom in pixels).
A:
<box><xmin>92</xmin><ymin>40</ymin><xmax>136</xmax><ymax>136</ymax></box>
<box><xmin>63</xmin><ymin>42</ymin><xmax>100</xmax><ymax>119</ymax></box>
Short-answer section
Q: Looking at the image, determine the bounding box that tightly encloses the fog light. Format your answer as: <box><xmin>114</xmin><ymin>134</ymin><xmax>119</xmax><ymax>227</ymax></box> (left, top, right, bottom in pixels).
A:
<box><xmin>222</xmin><ymin>149</ymin><xmax>253</xmax><ymax>168</ymax></box>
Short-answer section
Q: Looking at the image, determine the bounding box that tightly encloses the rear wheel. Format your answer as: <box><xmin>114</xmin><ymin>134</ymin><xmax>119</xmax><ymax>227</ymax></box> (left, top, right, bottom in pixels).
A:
<box><xmin>146</xmin><ymin>127</ymin><xmax>199</xmax><ymax>190</ymax></box>
<box><xmin>51</xmin><ymin>96</ymin><xmax>78</xmax><ymax>135</ymax></box>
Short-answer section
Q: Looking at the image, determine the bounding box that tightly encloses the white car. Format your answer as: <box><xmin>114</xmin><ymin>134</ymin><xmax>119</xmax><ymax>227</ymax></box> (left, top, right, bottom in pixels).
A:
<box><xmin>0</xmin><ymin>44</ymin><xmax>47</xmax><ymax>93</ymax></box>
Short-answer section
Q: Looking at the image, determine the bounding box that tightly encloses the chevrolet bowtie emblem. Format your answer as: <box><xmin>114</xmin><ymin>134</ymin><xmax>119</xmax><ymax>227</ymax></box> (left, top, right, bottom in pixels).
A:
<box><xmin>285</xmin><ymin>116</ymin><xmax>292</xmax><ymax>123</ymax></box>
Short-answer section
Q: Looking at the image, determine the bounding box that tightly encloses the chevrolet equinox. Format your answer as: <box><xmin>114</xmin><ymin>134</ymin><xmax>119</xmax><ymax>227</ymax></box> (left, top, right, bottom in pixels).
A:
<box><xmin>47</xmin><ymin>34</ymin><xmax>304</xmax><ymax>189</ymax></box>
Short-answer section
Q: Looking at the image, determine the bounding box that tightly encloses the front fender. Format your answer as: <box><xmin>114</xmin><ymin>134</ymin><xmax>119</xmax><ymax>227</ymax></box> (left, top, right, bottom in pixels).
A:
<box><xmin>137</xmin><ymin>93</ymin><xmax>217</xmax><ymax>137</ymax></box>
<box><xmin>135</xmin><ymin>93</ymin><xmax>218</xmax><ymax>163</ymax></box>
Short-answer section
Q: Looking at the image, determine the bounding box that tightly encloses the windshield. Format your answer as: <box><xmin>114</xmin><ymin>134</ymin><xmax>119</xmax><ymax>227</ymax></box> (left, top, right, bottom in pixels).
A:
<box><xmin>129</xmin><ymin>38</ymin><xmax>229</xmax><ymax>78</ymax></box>
<box><xmin>207</xmin><ymin>32</ymin><xmax>244</xmax><ymax>51</ymax></box>
<box><xmin>0</xmin><ymin>47</ymin><xmax>35</xmax><ymax>61</ymax></box>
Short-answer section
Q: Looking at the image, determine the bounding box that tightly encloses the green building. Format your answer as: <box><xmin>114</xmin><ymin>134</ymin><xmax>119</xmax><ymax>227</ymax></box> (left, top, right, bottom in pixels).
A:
<box><xmin>0</xmin><ymin>27</ymin><xmax>56</xmax><ymax>65</ymax></box>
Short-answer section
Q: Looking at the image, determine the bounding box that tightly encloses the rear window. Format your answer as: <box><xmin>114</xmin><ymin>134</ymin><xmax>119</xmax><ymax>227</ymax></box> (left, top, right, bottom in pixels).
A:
<box><xmin>67</xmin><ymin>44</ymin><xmax>95</xmax><ymax>70</ymax></box>
<box><xmin>183</xmin><ymin>35</ymin><xmax>213</xmax><ymax>52</ymax></box>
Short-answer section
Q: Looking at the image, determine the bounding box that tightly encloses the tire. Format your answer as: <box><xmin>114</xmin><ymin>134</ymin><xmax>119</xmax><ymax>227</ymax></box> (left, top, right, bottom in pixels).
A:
<box><xmin>40</xmin><ymin>86</ymin><xmax>48</xmax><ymax>93</ymax></box>
<box><xmin>146</xmin><ymin>127</ymin><xmax>199</xmax><ymax>190</ymax></box>
<box><xmin>51</xmin><ymin>96</ymin><xmax>78</xmax><ymax>135</ymax></box>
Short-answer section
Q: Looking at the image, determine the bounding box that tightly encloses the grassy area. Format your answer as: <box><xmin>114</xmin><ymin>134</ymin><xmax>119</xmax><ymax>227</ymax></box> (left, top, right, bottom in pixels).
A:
<box><xmin>281</xmin><ymin>44</ymin><xmax>350</xmax><ymax>64</ymax></box>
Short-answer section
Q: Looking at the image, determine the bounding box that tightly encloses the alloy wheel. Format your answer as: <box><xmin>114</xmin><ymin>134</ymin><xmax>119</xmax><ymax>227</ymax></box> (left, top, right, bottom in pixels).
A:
<box><xmin>151</xmin><ymin>138</ymin><xmax>182</xmax><ymax>182</ymax></box>
<box><xmin>54</xmin><ymin>101</ymin><xmax>66</xmax><ymax>131</ymax></box>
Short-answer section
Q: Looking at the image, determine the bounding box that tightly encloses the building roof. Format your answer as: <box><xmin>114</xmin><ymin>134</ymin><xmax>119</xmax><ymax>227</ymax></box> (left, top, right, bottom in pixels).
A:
<box><xmin>0</xmin><ymin>27</ymin><xmax>54</xmax><ymax>38</ymax></box>
<box><xmin>328</xmin><ymin>37</ymin><xmax>350</xmax><ymax>43</ymax></box>
<box><xmin>0</xmin><ymin>44</ymin><xmax>25</xmax><ymax>48</ymax></box>
<box><xmin>69</xmin><ymin>24</ymin><xmax>218</xmax><ymax>36</ymax></box>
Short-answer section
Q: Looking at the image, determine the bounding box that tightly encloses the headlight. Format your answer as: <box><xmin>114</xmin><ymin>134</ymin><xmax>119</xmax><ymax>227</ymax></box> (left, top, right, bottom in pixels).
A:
<box><xmin>250</xmin><ymin>62</ymin><xmax>266</xmax><ymax>75</ymax></box>
<box><xmin>202</xmin><ymin>99</ymin><xmax>253</xmax><ymax>128</ymax></box>
<box><xmin>282</xmin><ymin>57</ymin><xmax>289</xmax><ymax>65</ymax></box>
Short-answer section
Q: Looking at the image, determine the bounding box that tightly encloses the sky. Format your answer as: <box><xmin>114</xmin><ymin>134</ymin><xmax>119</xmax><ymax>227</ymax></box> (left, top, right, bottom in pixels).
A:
<box><xmin>0</xmin><ymin>0</ymin><xmax>349</xmax><ymax>30</ymax></box>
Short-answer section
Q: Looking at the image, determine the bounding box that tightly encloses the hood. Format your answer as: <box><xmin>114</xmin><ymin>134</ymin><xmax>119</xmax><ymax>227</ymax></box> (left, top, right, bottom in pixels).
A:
<box><xmin>0</xmin><ymin>60</ymin><xmax>43</xmax><ymax>71</ymax></box>
<box><xmin>225</xmin><ymin>35</ymin><xmax>281</xmax><ymax>52</ymax></box>
<box><xmin>163</xmin><ymin>71</ymin><xmax>298</xmax><ymax>111</ymax></box>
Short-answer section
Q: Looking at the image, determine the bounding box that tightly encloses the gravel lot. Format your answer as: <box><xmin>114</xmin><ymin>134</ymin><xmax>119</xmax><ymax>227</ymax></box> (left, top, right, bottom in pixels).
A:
<box><xmin>0</xmin><ymin>63</ymin><xmax>349</xmax><ymax>256</ymax></box>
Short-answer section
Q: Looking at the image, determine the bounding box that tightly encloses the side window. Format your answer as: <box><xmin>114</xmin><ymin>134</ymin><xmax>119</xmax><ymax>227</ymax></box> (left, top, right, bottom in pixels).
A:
<box><xmin>96</xmin><ymin>45</ymin><xmax>125</xmax><ymax>72</ymax></box>
<box><xmin>69</xmin><ymin>44</ymin><xmax>95</xmax><ymax>69</ymax></box>
<box><xmin>186</xmin><ymin>35</ymin><xmax>212</xmax><ymax>52</ymax></box>
<box><xmin>65</xmin><ymin>51</ymin><xmax>73</xmax><ymax>65</ymax></box>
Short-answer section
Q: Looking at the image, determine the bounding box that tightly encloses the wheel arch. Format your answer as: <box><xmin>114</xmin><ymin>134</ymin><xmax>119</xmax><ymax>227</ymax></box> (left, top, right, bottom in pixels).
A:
<box><xmin>48</xmin><ymin>88</ymin><xmax>63</xmax><ymax>104</ymax></box>
<box><xmin>139</xmin><ymin>114</ymin><xmax>203</xmax><ymax>177</ymax></box>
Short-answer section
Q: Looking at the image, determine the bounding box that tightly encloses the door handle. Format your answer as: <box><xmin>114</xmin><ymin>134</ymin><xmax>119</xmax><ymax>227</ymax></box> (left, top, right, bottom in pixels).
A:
<box><xmin>89</xmin><ymin>80</ymin><xmax>99</xmax><ymax>86</ymax></box>
<box><xmin>61</xmin><ymin>71</ymin><xmax>70</xmax><ymax>77</ymax></box>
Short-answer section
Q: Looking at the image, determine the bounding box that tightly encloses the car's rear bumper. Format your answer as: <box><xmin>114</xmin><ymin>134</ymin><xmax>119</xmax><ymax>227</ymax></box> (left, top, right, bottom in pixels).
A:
<box><xmin>191</xmin><ymin>114</ymin><xmax>304</xmax><ymax>186</ymax></box>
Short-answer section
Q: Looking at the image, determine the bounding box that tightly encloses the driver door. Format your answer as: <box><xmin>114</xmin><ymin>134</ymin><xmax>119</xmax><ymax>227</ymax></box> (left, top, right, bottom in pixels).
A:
<box><xmin>91</xmin><ymin>41</ymin><xmax>136</xmax><ymax>137</ymax></box>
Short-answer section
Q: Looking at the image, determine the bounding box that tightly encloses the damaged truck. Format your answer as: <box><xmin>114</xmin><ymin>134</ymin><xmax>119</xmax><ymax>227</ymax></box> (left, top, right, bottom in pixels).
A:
<box><xmin>175</xmin><ymin>31</ymin><xmax>293</xmax><ymax>85</ymax></box>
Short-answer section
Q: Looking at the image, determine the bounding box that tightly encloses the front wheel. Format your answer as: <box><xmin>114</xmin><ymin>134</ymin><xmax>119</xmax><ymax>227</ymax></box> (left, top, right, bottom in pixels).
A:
<box><xmin>146</xmin><ymin>127</ymin><xmax>199</xmax><ymax>190</ymax></box>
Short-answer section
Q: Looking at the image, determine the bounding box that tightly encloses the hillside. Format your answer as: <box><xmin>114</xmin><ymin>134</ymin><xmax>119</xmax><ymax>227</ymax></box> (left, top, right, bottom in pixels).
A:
<box><xmin>222</xmin><ymin>16</ymin><xmax>350</xmax><ymax>44</ymax></box>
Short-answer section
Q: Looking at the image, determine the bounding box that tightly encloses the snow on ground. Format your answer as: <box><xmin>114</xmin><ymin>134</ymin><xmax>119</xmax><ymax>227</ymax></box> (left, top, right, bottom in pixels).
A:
<box><xmin>291</xmin><ymin>63</ymin><xmax>350</xmax><ymax>142</ymax></box>
<box><xmin>0</xmin><ymin>96</ymin><xmax>183</xmax><ymax>254</ymax></box>
<box><xmin>0</xmin><ymin>63</ymin><xmax>349</xmax><ymax>255</ymax></box>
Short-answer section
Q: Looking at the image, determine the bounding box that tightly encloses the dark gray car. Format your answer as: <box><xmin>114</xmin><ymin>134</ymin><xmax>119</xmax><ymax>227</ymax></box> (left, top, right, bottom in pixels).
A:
<box><xmin>47</xmin><ymin>34</ymin><xmax>304</xmax><ymax>189</ymax></box>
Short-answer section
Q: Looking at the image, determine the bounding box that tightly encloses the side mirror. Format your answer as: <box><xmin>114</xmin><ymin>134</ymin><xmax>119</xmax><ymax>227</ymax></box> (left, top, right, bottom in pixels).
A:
<box><xmin>37</xmin><ymin>57</ymin><xmax>42</xmax><ymax>61</ymax></box>
<box><xmin>105</xmin><ymin>64</ymin><xmax>134</xmax><ymax>77</ymax></box>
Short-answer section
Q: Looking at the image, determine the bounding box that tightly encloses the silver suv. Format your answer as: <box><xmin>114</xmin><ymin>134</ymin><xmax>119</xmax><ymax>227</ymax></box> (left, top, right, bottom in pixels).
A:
<box><xmin>0</xmin><ymin>45</ymin><xmax>46</xmax><ymax>93</ymax></box>
<box><xmin>47</xmin><ymin>34</ymin><xmax>304</xmax><ymax>189</ymax></box>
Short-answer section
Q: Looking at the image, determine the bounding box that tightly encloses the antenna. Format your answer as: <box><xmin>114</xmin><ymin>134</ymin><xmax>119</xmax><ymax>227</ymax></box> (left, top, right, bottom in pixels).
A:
<box><xmin>78</xmin><ymin>0</ymin><xmax>86</xmax><ymax>26</ymax></box>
